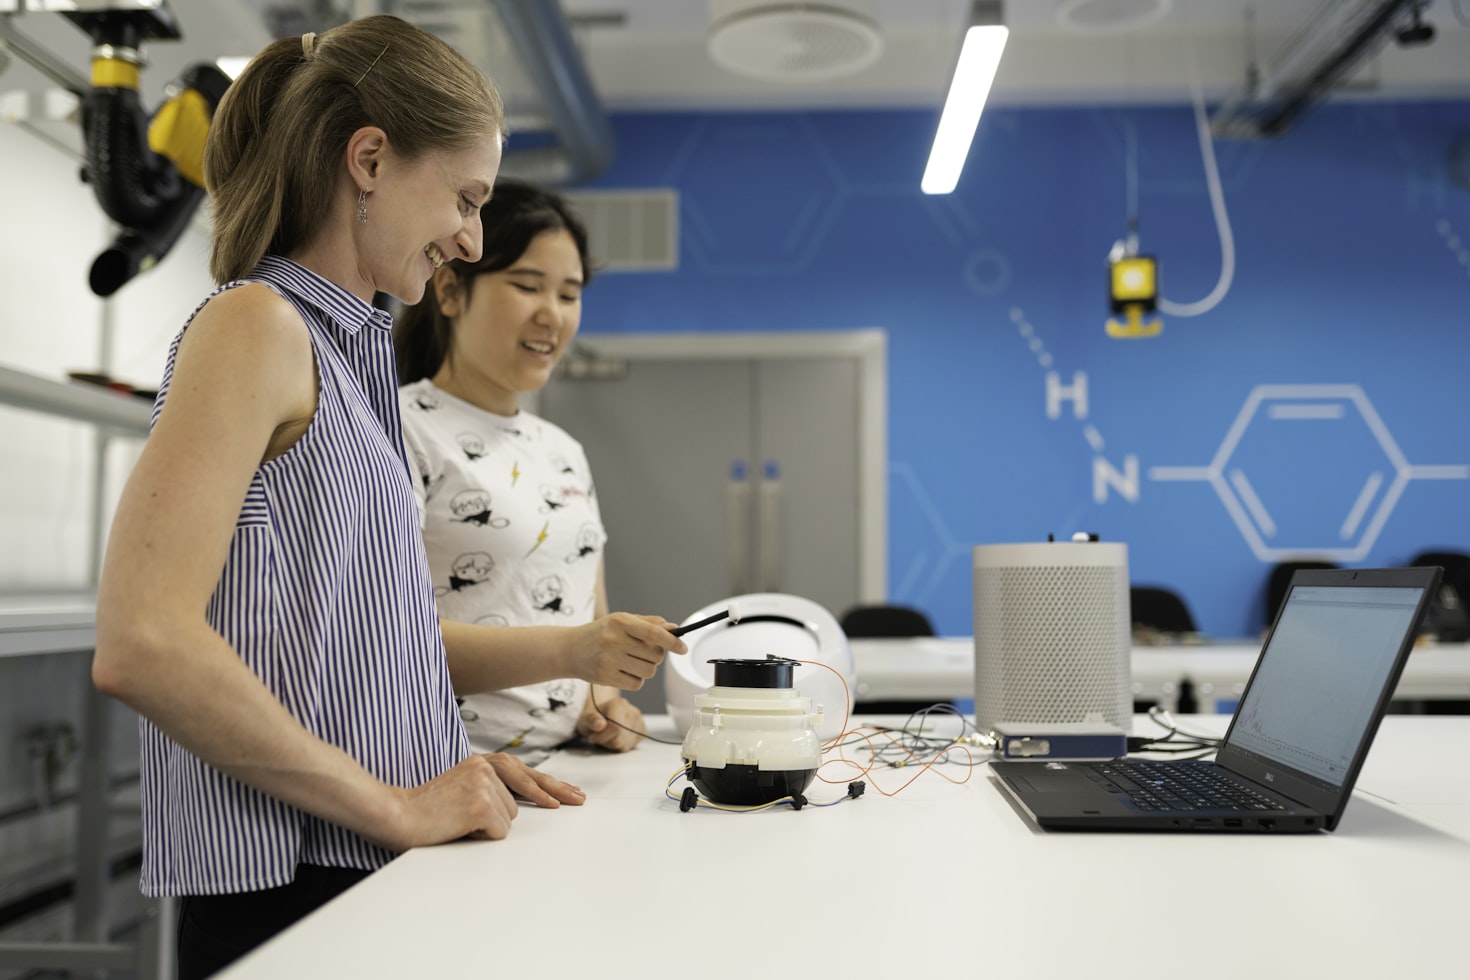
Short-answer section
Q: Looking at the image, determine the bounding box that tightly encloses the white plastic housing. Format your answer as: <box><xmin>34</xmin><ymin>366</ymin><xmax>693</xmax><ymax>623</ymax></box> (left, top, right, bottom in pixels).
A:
<box><xmin>680</xmin><ymin>685</ymin><xmax>824</xmax><ymax>772</ymax></box>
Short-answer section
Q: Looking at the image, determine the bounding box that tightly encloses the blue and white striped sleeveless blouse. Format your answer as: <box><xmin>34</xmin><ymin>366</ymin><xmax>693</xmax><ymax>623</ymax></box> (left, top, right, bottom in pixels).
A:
<box><xmin>138</xmin><ymin>255</ymin><xmax>470</xmax><ymax>897</ymax></box>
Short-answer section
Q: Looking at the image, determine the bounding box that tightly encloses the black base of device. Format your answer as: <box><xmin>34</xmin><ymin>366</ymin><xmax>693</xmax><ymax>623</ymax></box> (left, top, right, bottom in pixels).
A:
<box><xmin>686</xmin><ymin>762</ymin><xmax>817</xmax><ymax>806</ymax></box>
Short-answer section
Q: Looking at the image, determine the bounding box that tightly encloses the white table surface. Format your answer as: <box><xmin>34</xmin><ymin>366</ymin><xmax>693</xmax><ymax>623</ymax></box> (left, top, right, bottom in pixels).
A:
<box><xmin>221</xmin><ymin>714</ymin><xmax>1470</xmax><ymax>980</ymax></box>
<box><xmin>850</xmin><ymin>636</ymin><xmax>1470</xmax><ymax>710</ymax></box>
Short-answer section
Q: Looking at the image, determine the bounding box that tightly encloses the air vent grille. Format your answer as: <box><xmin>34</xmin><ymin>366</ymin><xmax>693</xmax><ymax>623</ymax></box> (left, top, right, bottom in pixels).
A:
<box><xmin>563</xmin><ymin>188</ymin><xmax>679</xmax><ymax>272</ymax></box>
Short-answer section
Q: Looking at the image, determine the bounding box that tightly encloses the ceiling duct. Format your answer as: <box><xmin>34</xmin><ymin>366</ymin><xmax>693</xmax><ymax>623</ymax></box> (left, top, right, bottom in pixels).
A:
<box><xmin>1210</xmin><ymin>0</ymin><xmax>1429</xmax><ymax>139</ymax></box>
<box><xmin>244</xmin><ymin>0</ymin><xmax>613</xmax><ymax>185</ymax></box>
<box><xmin>488</xmin><ymin>0</ymin><xmax>614</xmax><ymax>185</ymax></box>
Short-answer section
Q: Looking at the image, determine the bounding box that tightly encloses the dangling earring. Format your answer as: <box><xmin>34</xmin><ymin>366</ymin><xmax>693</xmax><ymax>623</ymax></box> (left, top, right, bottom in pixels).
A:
<box><xmin>356</xmin><ymin>189</ymin><xmax>368</xmax><ymax>224</ymax></box>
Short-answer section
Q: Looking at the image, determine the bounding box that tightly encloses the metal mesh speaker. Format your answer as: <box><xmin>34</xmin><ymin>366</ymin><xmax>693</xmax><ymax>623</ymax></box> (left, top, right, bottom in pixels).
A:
<box><xmin>973</xmin><ymin>542</ymin><xmax>1131</xmax><ymax>733</ymax></box>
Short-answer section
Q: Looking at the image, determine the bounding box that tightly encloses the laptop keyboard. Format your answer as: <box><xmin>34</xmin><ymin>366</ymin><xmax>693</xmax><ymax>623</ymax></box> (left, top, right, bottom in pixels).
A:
<box><xmin>1088</xmin><ymin>761</ymin><xmax>1289</xmax><ymax>812</ymax></box>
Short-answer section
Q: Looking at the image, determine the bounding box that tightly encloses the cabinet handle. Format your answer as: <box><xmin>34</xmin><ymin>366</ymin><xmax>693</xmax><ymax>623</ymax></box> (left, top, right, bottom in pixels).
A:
<box><xmin>759</xmin><ymin>459</ymin><xmax>781</xmax><ymax>592</ymax></box>
<box><xmin>728</xmin><ymin>460</ymin><xmax>750</xmax><ymax>595</ymax></box>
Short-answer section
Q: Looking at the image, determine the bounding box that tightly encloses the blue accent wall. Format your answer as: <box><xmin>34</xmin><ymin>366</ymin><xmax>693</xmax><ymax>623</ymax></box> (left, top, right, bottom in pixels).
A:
<box><xmin>580</xmin><ymin>101</ymin><xmax>1470</xmax><ymax>639</ymax></box>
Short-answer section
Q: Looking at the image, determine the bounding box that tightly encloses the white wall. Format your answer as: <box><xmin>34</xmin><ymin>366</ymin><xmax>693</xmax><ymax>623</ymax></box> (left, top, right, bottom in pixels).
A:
<box><xmin>0</xmin><ymin>116</ymin><xmax>203</xmax><ymax>943</ymax></box>
<box><xmin>0</xmin><ymin>118</ymin><xmax>214</xmax><ymax>590</ymax></box>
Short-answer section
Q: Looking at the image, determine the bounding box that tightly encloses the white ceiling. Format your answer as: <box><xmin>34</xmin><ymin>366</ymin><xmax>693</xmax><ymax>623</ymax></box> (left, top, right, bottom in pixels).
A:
<box><xmin>551</xmin><ymin>0</ymin><xmax>1470</xmax><ymax>113</ymax></box>
<box><xmin>3</xmin><ymin>0</ymin><xmax>1468</xmax><ymax>148</ymax></box>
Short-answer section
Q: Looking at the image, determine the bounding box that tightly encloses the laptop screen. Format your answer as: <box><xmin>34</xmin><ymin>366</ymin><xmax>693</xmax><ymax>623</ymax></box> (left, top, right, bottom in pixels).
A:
<box><xmin>1225</xmin><ymin>584</ymin><xmax>1424</xmax><ymax>786</ymax></box>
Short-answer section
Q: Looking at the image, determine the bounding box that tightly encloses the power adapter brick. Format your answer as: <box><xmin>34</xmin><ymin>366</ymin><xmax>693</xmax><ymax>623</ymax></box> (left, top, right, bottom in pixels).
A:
<box><xmin>991</xmin><ymin>722</ymin><xmax>1127</xmax><ymax>762</ymax></box>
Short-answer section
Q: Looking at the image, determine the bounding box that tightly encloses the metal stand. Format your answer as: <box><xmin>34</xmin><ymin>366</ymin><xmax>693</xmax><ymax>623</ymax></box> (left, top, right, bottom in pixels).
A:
<box><xmin>0</xmin><ymin>684</ymin><xmax>173</xmax><ymax>978</ymax></box>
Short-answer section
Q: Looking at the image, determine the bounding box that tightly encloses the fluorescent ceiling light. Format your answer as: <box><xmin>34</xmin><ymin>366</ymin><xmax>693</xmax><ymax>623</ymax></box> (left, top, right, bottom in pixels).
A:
<box><xmin>922</xmin><ymin>2</ymin><xmax>1008</xmax><ymax>196</ymax></box>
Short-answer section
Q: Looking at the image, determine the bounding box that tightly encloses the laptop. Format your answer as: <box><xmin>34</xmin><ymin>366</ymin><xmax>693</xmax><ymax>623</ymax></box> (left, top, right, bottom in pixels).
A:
<box><xmin>990</xmin><ymin>565</ymin><xmax>1442</xmax><ymax>832</ymax></box>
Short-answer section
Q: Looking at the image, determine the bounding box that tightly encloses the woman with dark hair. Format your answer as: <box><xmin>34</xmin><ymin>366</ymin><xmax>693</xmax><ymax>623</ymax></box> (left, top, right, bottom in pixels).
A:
<box><xmin>91</xmin><ymin>20</ymin><xmax>684</xmax><ymax>976</ymax></box>
<box><xmin>396</xmin><ymin>180</ymin><xmax>655</xmax><ymax>764</ymax></box>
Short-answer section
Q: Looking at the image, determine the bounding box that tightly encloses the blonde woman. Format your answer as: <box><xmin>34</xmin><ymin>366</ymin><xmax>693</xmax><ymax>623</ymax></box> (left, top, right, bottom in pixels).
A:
<box><xmin>91</xmin><ymin>17</ymin><xmax>684</xmax><ymax>976</ymax></box>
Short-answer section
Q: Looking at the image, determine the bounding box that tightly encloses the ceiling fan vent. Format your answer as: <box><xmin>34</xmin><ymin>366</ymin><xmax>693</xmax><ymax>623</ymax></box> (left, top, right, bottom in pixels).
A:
<box><xmin>707</xmin><ymin>4</ymin><xmax>884</xmax><ymax>83</ymax></box>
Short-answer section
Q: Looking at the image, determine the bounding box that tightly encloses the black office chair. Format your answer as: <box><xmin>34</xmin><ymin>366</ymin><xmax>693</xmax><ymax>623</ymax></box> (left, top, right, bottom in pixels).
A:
<box><xmin>1128</xmin><ymin>585</ymin><xmax>1200</xmax><ymax>712</ymax></box>
<box><xmin>1410</xmin><ymin>550</ymin><xmax>1470</xmax><ymax>603</ymax></box>
<box><xmin>1264</xmin><ymin>560</ymin><xmax>1340</xmax><ymax>630</ymax></box>
<box><xmin>839</xmin><ymin>603</ymin><xmax>940</xmax><ymax>715</ymax></box>
<box><xmin>838</xmin><ymin>603</ymin><xmax>936</xmax><ymax>639</ymax></box>
<box><xmin>1409</xmin><ymin>549</ymin><xmax>1470</xmax><ymax>643</ymax></box>
<box><xmin>1129</xmin><ymin>586</ymin><xmax>1198</xmax><ymax>636</ymax></box>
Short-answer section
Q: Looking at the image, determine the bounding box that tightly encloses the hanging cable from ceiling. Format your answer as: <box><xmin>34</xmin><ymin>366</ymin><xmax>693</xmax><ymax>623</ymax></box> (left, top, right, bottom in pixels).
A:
<box><xmin>1106</xmin><ymin>30</ymin><xmax>1162</xmax><ymax>338</ymax></box>
<box><xmin>1107</xmin><ymin>26</ymin><xmax>1237</xmax><ymax>337</ymax></box>
<box><xmin>1156</xmin><ymin>42</ymin><xmax>1236</xmax><ymax>319</ymax></box>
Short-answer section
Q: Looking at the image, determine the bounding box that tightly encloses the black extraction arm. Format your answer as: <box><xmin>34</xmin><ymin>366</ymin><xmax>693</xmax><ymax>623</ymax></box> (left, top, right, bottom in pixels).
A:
<box><xmin>63</xmin><ymin>3</ymin><xmax>229</xmax><ymax>296</ymax></box>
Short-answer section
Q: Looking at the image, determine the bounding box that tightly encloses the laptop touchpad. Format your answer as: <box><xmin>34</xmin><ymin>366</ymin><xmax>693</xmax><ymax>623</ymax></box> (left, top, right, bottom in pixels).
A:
<box><xmin>1004</xmin><ymin>770</ymin><xmax>1082</xmax><ymax>793</ymax></box>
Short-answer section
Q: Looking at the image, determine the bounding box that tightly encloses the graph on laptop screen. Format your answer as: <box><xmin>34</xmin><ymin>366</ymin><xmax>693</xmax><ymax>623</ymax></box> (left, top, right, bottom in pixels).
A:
<box><xmin>1229</xmin><ymin>585</ymin><xmax>1422</xmax><ymax>786</ymax></box>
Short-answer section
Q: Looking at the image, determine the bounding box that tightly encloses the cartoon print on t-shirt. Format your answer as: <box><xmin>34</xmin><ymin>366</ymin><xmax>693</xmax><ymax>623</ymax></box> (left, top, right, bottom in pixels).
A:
<box><xmin>496</xmin><ymin>727</ymin><xmax>534</xmax><ymax>751</ymax></box>
<box><xmin>457</xmin><ymin>432</ymin><xmax>486</xmax><ymax>461</ymax></box>
<box><xmin>548</xmin><ymin>452</ymin><xmax>577</xmax><ymax>476</ymax></box>
<box><xmin>532</xmin><ymin>574</ymin><xmax>573</xmax><ymax>615</ymax></box>
<box><xmin>412</xmin><ymin>389</ymin><xmax>441</xmax><ymax>412</ymax></box>
<box><xmin>445</xmin><ymin>551</ymin><xmax>495</xmax><ymax>592</ymax></box>
<box><xmin>539</xmin><ymin>483</ymin><xmax>567</xmax><ymax>513</ymax></box>
<box><xmin>494</xmin><ymin>419</ymin><xmax>530</xmax><ymax>441</ymax></box>
<box><xmin>566</xmin><ymin>523</ymin><xmax>600</xmax><ymax>564</ymax></box>
<box><xmin>529</xmin><ymin>679</ymin><xmax>578</xmax><ymax>717</ymax></box>
<box><xmin>524</xmin><ymin>519</ymin><xmax>550</xmax><ymax>559</ymax></box>
<box><xmin>540</xmin><ymin>481</ymin><xmax>590</xmax><ymax>514</ymax></box>
<box><xmin>449</xmin><ymin>488</ymin><xmax>510</xmax><ymax>528</ymax></box>
<box><xmin>409</xmin><ymin>446</ymin><xmax>444</xmax><ymax>500</ymax></box>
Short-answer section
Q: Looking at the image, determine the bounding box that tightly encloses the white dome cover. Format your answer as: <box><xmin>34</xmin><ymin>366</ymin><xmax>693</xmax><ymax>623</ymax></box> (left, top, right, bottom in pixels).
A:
<box><xmin>664</xmin><ymin>592</ymin><xmax>855</xmax><ymax>742</ymax></box>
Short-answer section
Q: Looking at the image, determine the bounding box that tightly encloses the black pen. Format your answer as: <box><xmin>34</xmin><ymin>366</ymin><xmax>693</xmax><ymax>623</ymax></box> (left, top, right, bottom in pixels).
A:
<box><xmin>671</xmin><ymin>602</ymin><xmax>741</xmax><ymax>637</ymax></box>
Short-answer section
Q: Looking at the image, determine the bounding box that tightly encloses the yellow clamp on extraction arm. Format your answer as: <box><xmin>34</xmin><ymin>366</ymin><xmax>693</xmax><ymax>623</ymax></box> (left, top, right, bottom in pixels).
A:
<box><xmin>147</xmin><ymin>88</ymin><xmax>212</xmax><ymax>188</ymax></box>
<box><xmin>91</xmin><ymin>56</ymin><xmax>140</xmax><ymax>91</ymax></box>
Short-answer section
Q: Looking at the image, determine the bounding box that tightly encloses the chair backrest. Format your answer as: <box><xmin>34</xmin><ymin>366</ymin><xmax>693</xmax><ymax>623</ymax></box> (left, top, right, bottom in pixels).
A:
<box><xmin>1410</xmin><ymin>550</ymin><xmax>1470</xmax><ymax>599</ymax></box>
<box><xmin>1410</xmin><ymin>550</ymin><xmax>1470</xmax><ymax>642</ymax></box>
<box><xmin>1264</xmin><ymin>560</ymin><xmax>1340</xmax><ymax>629</ymax></box>
<box><xmin>838</xmin><ymin>603</ymin><xmax>935</xmax><ymax>638</ymax></box>
<box><xmin>1129</xmin><ymin>586</ymin><xmax>1197</xmax><ymax>634</ymax></box>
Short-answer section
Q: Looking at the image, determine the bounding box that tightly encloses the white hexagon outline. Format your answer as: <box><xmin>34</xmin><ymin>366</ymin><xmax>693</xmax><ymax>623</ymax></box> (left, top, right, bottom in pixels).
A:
<box><xmin>668</xmin><ymin>115</ymin><xmax>852</xmax><ymax>275</ymax></box>
<box><xmin>1151</xmin><ymin>384</ymin><xmax>1469</xmax><ymax>562</ymax></box>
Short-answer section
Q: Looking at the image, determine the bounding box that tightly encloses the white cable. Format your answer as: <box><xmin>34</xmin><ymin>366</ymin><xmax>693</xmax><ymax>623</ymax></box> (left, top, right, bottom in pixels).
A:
<box><xmin>1157</xmin><ymin>57</ymin><xmax>1236</xmax><ymax>319</ymax></box>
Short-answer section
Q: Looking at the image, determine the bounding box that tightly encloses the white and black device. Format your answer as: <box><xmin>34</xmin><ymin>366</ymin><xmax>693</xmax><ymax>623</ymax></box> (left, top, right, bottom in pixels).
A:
<box><xmin>664</xmin><ymin>592</ymin><xmax>854</xmax><ymax>742</ymax></box>
<box><xmin>679</xmin><ymin>657</ymin><xmax>824</xmax><ymax>806</ymax></box>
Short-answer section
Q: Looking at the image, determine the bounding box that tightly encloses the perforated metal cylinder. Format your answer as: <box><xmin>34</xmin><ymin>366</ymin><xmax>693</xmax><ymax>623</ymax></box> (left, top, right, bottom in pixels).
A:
<box><xmin>972</xmin><ymin>542</ymin><xmax>1132</xmax><ymax>733</ymax></box>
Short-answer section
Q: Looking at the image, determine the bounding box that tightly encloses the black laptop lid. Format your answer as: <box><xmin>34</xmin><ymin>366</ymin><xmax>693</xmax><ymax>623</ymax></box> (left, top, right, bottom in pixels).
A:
<box><xmin>1216</xmin><ymin>566</ymin><xmax>1441</xmax><ymax>825</ymax></box>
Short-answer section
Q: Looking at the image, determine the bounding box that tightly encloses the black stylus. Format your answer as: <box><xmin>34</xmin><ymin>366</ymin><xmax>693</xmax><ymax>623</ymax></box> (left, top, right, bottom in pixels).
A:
<box><xmin>671</xmin><ymin>602</ymin><xmax>741</xmax><ymax>637</ymax></box>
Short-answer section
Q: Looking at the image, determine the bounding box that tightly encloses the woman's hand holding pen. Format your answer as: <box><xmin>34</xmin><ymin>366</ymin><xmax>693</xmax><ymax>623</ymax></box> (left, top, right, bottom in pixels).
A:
<box><xmin>570</xmin><ymin>612</ymin><xmax>687</xmax><ymax>690</ymax></box>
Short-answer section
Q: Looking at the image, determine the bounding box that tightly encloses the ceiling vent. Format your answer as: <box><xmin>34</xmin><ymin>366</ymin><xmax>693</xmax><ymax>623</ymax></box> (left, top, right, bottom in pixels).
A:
<box><xmin>707</xmin><ymin>4</ymin><xmax>884</xmax><ymax>83</ymax></box>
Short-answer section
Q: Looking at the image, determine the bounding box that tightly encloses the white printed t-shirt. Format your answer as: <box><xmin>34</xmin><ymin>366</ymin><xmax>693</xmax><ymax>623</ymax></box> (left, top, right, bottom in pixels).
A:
<box><xmin>399</xmin><ymin>378</ymin><xmax>606</xmax><ymax>763</ymax></box>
